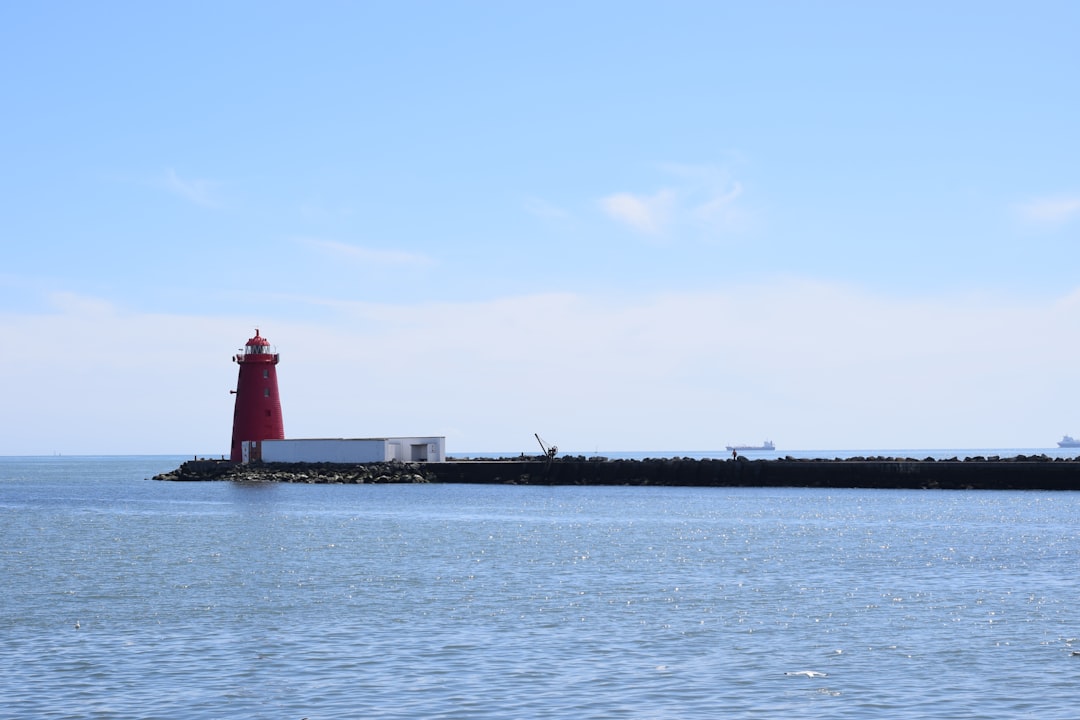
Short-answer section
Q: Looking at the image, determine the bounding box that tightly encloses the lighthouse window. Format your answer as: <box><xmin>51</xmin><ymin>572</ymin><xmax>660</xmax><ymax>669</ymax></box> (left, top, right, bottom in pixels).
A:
<box><xmin>263</xmin><ymin>369</ymin><xmax>269</xmax><ymax>379</ymax></box>
<box><xmin>264</xmin><ymin>388</ymin><xmax>270</xmax><ymax>397</ymax></box>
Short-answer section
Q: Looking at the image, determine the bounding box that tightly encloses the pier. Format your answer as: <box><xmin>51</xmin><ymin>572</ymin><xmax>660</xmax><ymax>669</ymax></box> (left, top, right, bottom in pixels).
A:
<box><xmin>154</xmin><ymin>454</ymin><xmax>1080</xmax><ymax>491</ymax></box>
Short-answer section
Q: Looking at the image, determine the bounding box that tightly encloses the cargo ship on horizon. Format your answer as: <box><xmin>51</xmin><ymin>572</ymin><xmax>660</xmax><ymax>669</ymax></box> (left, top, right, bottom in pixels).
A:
<box><xmin>726</xmin><ymin>440</ymin><xmax>775</xmax><ymax>452</ymax></box>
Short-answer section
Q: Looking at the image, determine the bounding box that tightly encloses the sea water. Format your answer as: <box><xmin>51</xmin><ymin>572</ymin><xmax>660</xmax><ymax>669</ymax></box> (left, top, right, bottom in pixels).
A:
<box><xmin>2</xmin><ymin>455</ymin><xmax>1080</xmax><ymax>719</ymax></box>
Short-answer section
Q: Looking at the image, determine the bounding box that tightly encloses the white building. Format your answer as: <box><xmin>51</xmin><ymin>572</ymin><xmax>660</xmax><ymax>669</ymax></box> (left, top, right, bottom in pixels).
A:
<box><xmin>241</xmin><ymin>437</ymin><xmax>445</xmax><ymax>464</ymax></box>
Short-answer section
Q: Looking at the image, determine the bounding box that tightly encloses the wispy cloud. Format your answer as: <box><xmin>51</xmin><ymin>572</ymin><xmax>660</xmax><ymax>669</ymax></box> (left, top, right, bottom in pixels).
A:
<box><xmin>600</xmin><ymin>189</ymin><xmax>676</xmax><ymax>235</ymax></box>
<box><xmin>163</xmin><ymin>168</ymin><xmax>220</xmax><ymax>208</ymax></box>
<box><xmin>523</xmin><ymin>196</ymin><xmax>571</xmax><ymax>221</ymax></box>
<box><xmin>695</xmin><ymin>181</ymin><xmax>744</xmax><ymax>225</ymax></box>
<box><xmin>299</xmin><ymin>237</ymin><xmax>435</xmax><ymax>266</ymax></box>
<box><xmin>600</xmin><ymin>164</ymin><xmax>748</xmax><ymax>238</ymax></box>
<box><xmin>298</xmin><ymin>201</ymin><xmax>355</xmax><ymax>222</ymax></box>
<box><xmin>6</xmin><ymin>281</ymin><xmax>1080</xmax><ymax>454</ymax></box>
<box><xmin>1014</xmin><ymin>193</ymin><xmax>1080</xmax><ymax>228</ymax></box>
<box><xmin>46</xmin><ymin>291</ymin><xmax>117</xmax><ymax>316</ymax></box>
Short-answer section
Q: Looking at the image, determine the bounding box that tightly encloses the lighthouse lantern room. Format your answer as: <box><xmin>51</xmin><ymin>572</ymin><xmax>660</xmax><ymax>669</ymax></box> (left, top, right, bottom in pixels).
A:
<box><xmin>230</xmin><ymin>329</ymin><xmax>285</xmax><ymax>462</ymax></box>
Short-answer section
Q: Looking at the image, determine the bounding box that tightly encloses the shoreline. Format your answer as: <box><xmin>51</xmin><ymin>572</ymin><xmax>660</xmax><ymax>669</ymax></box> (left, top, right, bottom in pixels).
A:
<box><xmin>153</xmin><ymin>454</ymin><xmax>1080</xmax><ymax>490</ymax></box>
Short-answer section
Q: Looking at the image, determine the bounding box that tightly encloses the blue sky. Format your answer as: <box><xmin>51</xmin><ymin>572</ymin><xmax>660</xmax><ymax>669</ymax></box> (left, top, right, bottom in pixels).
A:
<box><xmin>3</xmin><ymin>2</ymin><xmax>1079</xmax><ymax>455</ymax></box>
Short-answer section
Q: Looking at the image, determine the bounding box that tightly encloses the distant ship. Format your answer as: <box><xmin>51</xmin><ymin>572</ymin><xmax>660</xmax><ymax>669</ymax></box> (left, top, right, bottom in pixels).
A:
<box><xmin>726</xmin><ymin>440</ymin><xmax>775</xmax><ymax>452</ymax></box>
<box><xmin>1058</xmin><ymin>435</ymin><xmax>1080</xmax><ymax>448</ymax></box>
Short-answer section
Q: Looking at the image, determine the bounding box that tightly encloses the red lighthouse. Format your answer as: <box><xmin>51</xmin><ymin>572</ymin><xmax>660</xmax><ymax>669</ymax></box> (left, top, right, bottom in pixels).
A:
<box><xmin>230</xmin><ymin>329</ymin><xmax>285</xmax><ymax>462</ymax></box>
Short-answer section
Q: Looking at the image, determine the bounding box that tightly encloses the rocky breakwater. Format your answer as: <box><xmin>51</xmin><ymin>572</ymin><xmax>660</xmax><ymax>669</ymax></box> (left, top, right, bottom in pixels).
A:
<box><xmin>153</xmin><ymin>459</ymin><xmax>435</xmax><ymax>484</ymax></box>
<box><xmin>427</xmin><ymin>454</ymin><xmax>1080</xmax><ymax>490</ymax></box>
<box><xmin>154</xmin><ymin>454</ymin><xmax>1080</xmax><ymax>490</ymax></box>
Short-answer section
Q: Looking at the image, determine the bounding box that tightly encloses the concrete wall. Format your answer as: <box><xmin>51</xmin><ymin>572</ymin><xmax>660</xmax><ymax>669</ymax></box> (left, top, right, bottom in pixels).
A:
<box><xmin>422</xmin><ymin>457</ymin><xmax>1080</xmax><ymax>490</ymax></box>
<box><xmin>245</xmin><ymin>437</ymin><xmax>446</xmax><ymax>464</ymax></box>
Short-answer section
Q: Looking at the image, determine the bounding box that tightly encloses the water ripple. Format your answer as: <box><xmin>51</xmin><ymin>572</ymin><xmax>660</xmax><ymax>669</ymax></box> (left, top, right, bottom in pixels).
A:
<box><xmin>3</xmin><ymin>461</ymin><xmax>1080</xmax><ymax>718</ymax></box>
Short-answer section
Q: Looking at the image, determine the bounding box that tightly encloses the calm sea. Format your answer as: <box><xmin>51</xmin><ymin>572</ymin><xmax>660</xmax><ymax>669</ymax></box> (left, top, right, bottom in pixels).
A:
<box><xmin>3</xmin><ymin>454</ymin><xmax>1080</xmax><ymax>719</ymax></box>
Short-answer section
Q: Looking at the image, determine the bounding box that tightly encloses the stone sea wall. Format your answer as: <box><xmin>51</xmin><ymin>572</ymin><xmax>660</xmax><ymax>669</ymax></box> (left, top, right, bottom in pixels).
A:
<box><xmin>154</xmin><ymin>459</ymin><xmax>435</xmax><ymax>484</ymax></box>
<box><xmin>154</xmin><ymin>455</ymin><xmax>1080</xmax><ymax>490</ymax></box>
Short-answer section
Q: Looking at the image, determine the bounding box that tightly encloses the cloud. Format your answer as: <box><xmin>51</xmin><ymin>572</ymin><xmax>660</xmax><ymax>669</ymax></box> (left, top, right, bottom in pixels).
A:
<box><xmin>600</xmin><ymin>189</ymin><xmax>675</xmax><ymax>235</ymax></box>
<box><xmin>3</xmin><ymin>281</ymin><xmax>1080</xmax><ymax>455</ymax></box>
<box><xmin>1014</xmin><ymin>194</ymin><xmax>1080</xmax><ymax>228</ymax></box>
<box><xmin>298</xmin><ymin>201</ymin><xmax>355</xmax><ymax>222</ymax></box>
<box><xmin>600</xmin><ymin>164</ymin><xmax>749</xmax><ymax>237</ymax></box>
<box><xmin>695</xmin><ymin>181</ymin><xmax>744</xmax><ymax>225</ymax></box>
<box><xmin>523</xmin><ymin>196</ymin><xmax>570</xmax><ymax>220</ymax></box>
<box><xmin>46</xmin><ymin>291</ymin><xmax>117</xmax><ymax>316</ymax></box>
<box><xmin>298</xmin><ymin>237</ymin><xmax>435</xmax><ymax>266</ymax></box>
<box><xmin>162</xmin><ymin>168</ymin><xmax>220</xmax><ymax>208</ymax></box>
